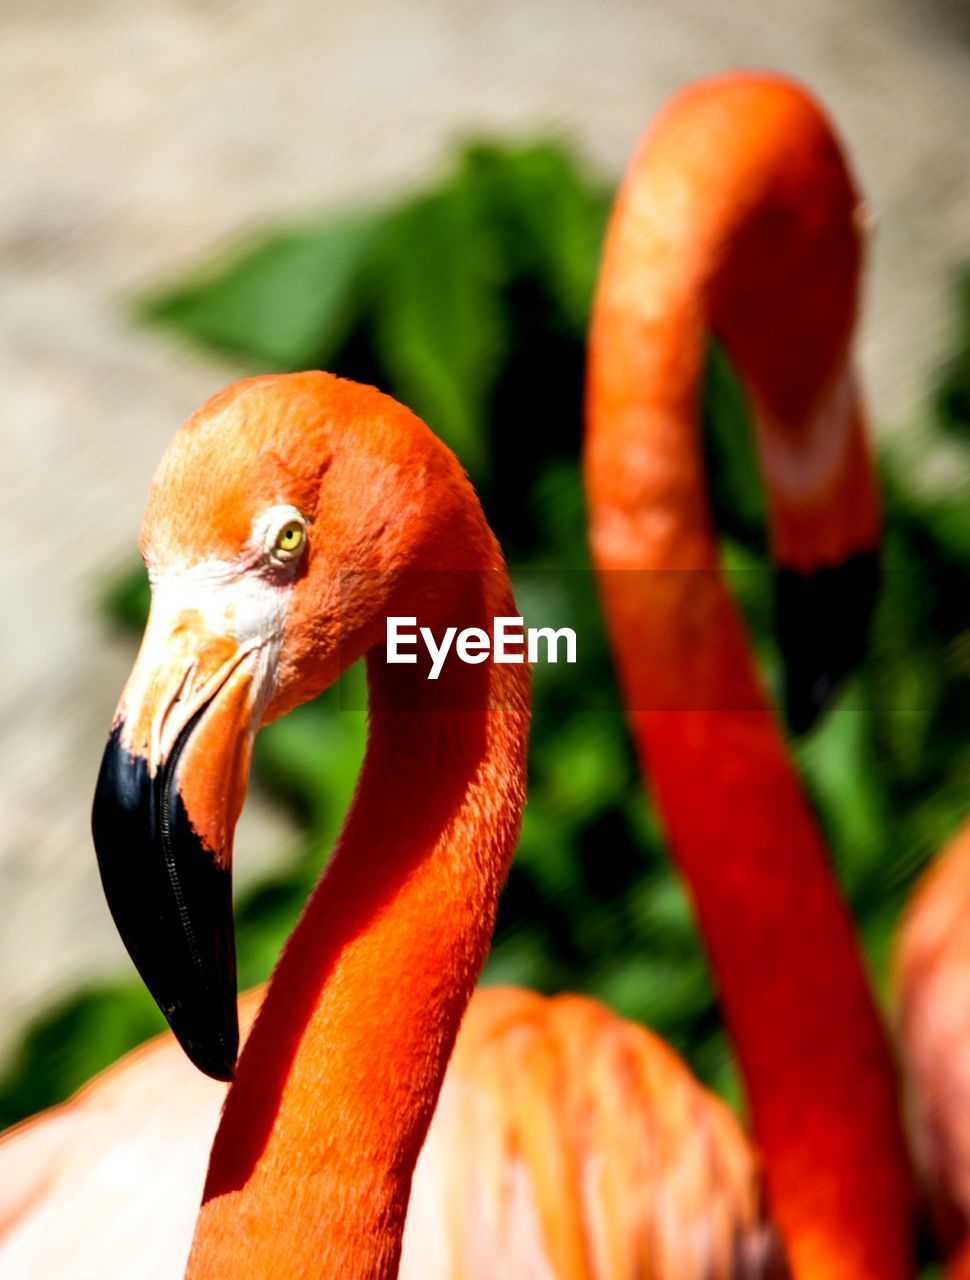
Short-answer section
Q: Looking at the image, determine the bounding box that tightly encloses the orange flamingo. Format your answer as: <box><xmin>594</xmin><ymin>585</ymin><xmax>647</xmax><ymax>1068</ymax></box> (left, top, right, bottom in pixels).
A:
<box><xmin>0</xmin><ymin>72</ymin><xmax>915</xmax><ymax>1279</ymax></box>
<box><xmin>88</xmin><ymin>371</ymin><xmax>532</xmax><ymax>1279</ymax></box>
<box><xmin>1</xmin><ymin>369</ymin><xmax>777</xmax><ymax>1280</ymax></box>
<box><xmin>895</xmin><ymin>816</ymin><xmax>970</xmax><ymax>1267</ymax></box>
<box><xmin>585</xmin><ymin>71</ymin><xmax>915</xmax><ymax>1276</ymax></box>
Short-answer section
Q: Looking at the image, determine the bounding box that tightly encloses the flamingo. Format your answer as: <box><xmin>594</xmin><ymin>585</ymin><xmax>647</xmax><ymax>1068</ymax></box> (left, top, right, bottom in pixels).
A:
<box><xmin>584</xmin><ymin>71</ymin><xmax>916</xmax><ymax>1276</ymax></box>
<box><xmin>0</xmin><ymin>72</ymin><xmax>915</xmax><ymax>1278</ymax></box>
<box><xmin>0</xmin><ymin>369</ymin><xmax>778</xmax><ymax>1280</ymax></box>
<box><xmin>895</xmin><ymin>816</ymin><xmax>970</xmax><ymax>1268</ymax></box>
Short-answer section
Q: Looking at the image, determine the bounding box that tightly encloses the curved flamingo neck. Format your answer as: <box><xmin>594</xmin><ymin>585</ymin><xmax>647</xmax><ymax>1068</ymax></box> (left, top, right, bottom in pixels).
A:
<box><xmin>586</xmin><ymin>75</ymin><xmax>914</xmax><ymax>1276</ymax></box>
<box><xmin>187</xmin><ymin>563</ymin><xmax>529</xmax><ymax>1279</ymax></box>
<box><xmin>587</xmin><ymin>73</ymin><xmax>880</xmax><ymax>584</ymax></box>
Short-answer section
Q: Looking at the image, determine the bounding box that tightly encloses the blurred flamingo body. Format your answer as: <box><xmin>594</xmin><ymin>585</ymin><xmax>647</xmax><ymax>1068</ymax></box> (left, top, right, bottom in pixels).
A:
<box><xmin>585</xmin><ymin>71</ymin><xmax>915</xmax><ymax>1276</ymax></box>
<box><xmin>895</xmin><ymin>816</ymin><xmax>970</xmax><ymax>1267</ymax></box>
<box><xmin>0</xmin><ymin>71</ymin><xmax>916</xmax><ymax>1280</ymax></box>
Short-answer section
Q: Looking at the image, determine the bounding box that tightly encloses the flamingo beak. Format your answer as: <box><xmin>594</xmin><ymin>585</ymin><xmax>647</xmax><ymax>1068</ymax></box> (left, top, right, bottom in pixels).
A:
<box><xmin>775</xmin><ymin>547</ymin><xmax>879</xmax><ymax>734</ymax></box>
<box><xmin>91</xmin><ymin>612</ymin><xmax>261</xmax><ymax>1081</ymax></box>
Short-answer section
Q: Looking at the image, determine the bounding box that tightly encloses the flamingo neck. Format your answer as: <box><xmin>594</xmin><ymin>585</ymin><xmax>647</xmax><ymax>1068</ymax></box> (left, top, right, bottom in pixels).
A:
<box><xmin>586</xmin><ymin>75</ymin><xmax>913</xmax><ymax>1277</ymax></box>
<box><xmin>187</xmin><ymin>572</ymin><xmax>529</xmax><ymax>1280</ymax></box>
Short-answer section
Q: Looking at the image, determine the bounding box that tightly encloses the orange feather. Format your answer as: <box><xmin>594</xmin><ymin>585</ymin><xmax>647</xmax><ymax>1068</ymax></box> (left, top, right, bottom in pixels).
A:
<box><xmin>895</xmin><ymin>817</ymin><xmax>970</xmax><ymax>1264</ymax></box>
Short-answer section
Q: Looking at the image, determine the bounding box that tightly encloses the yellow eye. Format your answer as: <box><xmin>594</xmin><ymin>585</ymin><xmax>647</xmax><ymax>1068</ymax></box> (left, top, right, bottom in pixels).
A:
<box><xmin>275</xmin><ymin>521</ymin><xmax>305</xmax><ymax>556</ymax></box>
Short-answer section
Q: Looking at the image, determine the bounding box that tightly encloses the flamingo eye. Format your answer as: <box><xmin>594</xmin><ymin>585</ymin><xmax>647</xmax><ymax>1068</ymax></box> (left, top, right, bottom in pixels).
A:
<box><xmin>276</xmin><ymin>521</ymin><xmax>305</xmax><ymax>555</ymax></box>
<box><xmin>257</xmin><ymin>506</ymin><xmax>308</xmax><ymax>565</ymax></box>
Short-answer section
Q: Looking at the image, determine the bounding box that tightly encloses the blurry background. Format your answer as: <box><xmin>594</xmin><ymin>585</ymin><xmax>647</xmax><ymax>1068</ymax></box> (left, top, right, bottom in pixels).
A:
<box><xmin>2</xmin><ymin>0</ymin><xmax>969</xmax><ymax>1152</ymax></box>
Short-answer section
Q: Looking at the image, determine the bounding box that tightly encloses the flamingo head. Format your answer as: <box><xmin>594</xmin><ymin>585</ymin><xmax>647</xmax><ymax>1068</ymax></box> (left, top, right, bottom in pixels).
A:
<box><xmin>91</xmin><ymin>372</ymin><xmax>472</xmax><ymax>1078</ymax></box>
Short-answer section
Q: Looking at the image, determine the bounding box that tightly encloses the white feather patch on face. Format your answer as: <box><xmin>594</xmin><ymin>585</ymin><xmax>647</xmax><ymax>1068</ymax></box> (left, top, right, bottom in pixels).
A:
<box><xmin>151</xmin><ymin>558</ymin><xmax>290</xmax><ymax>643</ymax></box>
<box><xmin>117</xmin><ymin>557</ymin><xmax>294</xmax><ymax>769</ymax></box>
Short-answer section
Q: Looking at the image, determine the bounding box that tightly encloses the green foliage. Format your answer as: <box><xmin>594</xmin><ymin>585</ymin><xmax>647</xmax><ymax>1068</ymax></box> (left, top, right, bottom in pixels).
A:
<box><xmin>3</xmin><ymin>137</ymin><xmax>968</xmax><ymax>1153</ymax></box>
<box><xmin>371</xmin><ymin>184</ymin><xmax>506</xmax><ymax>478</ymax></box>
<box><xmin>99</xmin><ymin>557</ymin><xmax>151</xmax><ymax>632</ymax></box>
<box><xmin>138</xmin><ymin>139</ymin><xmax>609</xmax><ymax>514</ymax></box>
<box><xmin>0</xmin><ymin>984</ymin><xmax>165</xmax><ymax>1131</ymax></box>
<box><xmin>143</xmin><ymin>213</ymin><xmax>385</xmax><ymax>370</ymax></box>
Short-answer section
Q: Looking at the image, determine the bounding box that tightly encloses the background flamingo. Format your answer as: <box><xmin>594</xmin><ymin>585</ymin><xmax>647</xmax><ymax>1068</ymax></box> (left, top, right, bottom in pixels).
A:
<box><xmin>0</xmin><ymin>72</ymin><xmax>918</xmax><ymax>1279</ymax></box>
<box><xmin>585</xmin><ymin>71</ymin><xmax>915</xmax><ymax>1276</ymax></box>
<box><xmin>895</xmin><ymin>816</ymin><xmax>970</xmax><ymax>1268</ymax></box>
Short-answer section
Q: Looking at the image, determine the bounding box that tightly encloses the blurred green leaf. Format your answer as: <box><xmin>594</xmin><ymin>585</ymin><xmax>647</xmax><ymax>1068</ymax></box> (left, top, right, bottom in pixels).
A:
<box><xmin>0</xmin><ymin>985</ymin><xmax>164</xmax><ymax>1130</ymax></box>
<box><xmin>795</xmin><ymin>692</ymin><xmax>890</xmax><ymax>896</ymax></box>
<box><xmin>99</xmin><ymin>559</ymin><xmax>150</xmax><ymax>632</ymax></box>
<box><xmin>702</xmin><ymin>340</ymin><xmax>767</xmax><ymax>547</ymax></box>
<box><xmin>461</xmin><ymin>140</ymin><xmax>610</xmax><ymax>332</ymax></box>
<box><xmin>370</xmin><ymin>183</ymin><xmax>505</xmax><ymax>477</ymax></box>
<box><xmin>143</xmin><ymin>212</ymin><xmax>386</xmax><ymax>369</ymax></box>
<box><xmin>254</xmin><ymin>690</ymin><xmax>366</xmax><ymax>836</ymax></box>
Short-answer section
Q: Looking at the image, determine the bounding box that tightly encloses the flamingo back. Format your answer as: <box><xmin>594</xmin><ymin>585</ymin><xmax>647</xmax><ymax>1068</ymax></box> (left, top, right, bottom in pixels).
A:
<box><xmin>401</xmin><ymin>987</ymin><xmax>786</xmax><ymax>1280</ymax></box>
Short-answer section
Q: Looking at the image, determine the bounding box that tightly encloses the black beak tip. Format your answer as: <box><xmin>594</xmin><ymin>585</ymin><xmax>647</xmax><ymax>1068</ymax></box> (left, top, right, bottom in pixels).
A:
<box><xmin>178</xmin><ymin>1024</ymin><xmax>238</xmax><ymax>1082</ymax></box>
<box><xmin>205</xmin><ymin>1057</ymin><xmax>236</xmax><ymax>1084</ymax></box>
<box><xmin>775</xmin><ymin>549</ymin><xmax>880</xmax><ymax>736</ymax></box>
<box><xmin>92</xmin><ymin>722</ymin><xmax>240</xmax><ymax>1081</ymax></box>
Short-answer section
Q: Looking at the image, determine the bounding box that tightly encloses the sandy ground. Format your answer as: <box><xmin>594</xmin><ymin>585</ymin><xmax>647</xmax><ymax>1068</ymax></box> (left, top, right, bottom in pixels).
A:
<box><xmin>1</xmin><ymin>0</ymin><xmax>968</xmax><ymax>1066</ymax></box>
